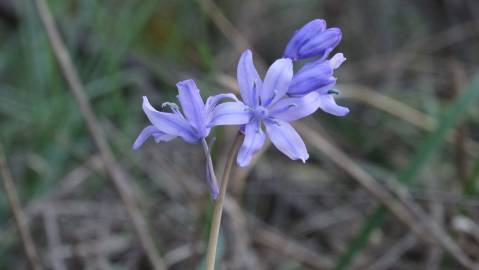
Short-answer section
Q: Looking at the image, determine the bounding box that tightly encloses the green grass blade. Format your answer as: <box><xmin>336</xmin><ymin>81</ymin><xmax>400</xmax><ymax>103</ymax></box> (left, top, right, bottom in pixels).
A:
<box><xmin>334</xmin><ymin>207</ymin><xmax>386</xmax><ymax>270</ymax></box>
<box><xmin>464</xmin><ymin>158</ymin><xmax>479</xmax><ymax>196</ymax></box>
<box><xmin>334</xmin><ymin>74</ymin><xmax>479</xmax><ymax>270</ymax></box>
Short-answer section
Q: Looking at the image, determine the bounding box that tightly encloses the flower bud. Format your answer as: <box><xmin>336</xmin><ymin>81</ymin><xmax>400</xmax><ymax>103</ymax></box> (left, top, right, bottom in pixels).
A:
<box><xmin>288</xmin><ymin>53</ymin><xmax>346</xmax><ymax>96</ymax></box>
<box><xmin>284</xmin><ymin>19</ymin><xmax>342</xmax><ymax>61</ymax></box>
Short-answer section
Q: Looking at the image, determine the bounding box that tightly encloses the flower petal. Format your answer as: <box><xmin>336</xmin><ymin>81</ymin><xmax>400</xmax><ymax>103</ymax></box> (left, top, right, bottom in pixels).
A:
<box><xmin>284</xmin><ymin>19</ymin><xmax>327</xmax><ymax>61</ymax></box>
<box><xmin>132</xmin><ymin>125</ymin><xmax>176</xmax><ymax>150</ymax></box>
<box><xmin>201</xmin><ymin>139</ymin><xmax>220</xmax><ymax>200</ymax></box>
<box><xmin>209</xmin><ymin>101</ymin><xmax>251</xmax><ymax>127</ymax></box>
<box><xmin>142</xmin><ymin>96</ymin><xmax>199</xmax><ymax>143</ymax></box>
<box><xmin>264</xmin><ymin>120</ymin><xmax>309</xmax><ymax>162</ymax></box>
<box><xmin>237</xmin><ymin>50</ymin><xmax>262</xmax><ymax>107</ymax></box>
<box><xmin>261</xmin><ymin>58</ymin><xmax>293</xmax><ymax>106</ymax></box>
<box><xmin>176</xmin><ymin>79</ymin><xmax>207</xmax><ymax>137</ymax></box>
<box><xmin>237</xmin><ymin>120</ymin><xmax>266</xmax><ymax>167</ymax></box>
<box><xmin>318</xmin><ymin>94</ymin><xmax>350</xmax><ymax>116</ymax></box>
<box><xmin>269</xmin><ymin>92</ymin><xmax>322</xmax><ymax>122</ymax></box>
<box><xmin>329</xmin><ymin>53</ymin><xmax>346</xmax><ymax>69</ymax></box>
<box><xmin>205</xmin><ymin>93</ymin><xmax>239</xmax><ymax>114</ymax></box>
<box><xmin>297</xmin><ymin>28</ymin><xmax>342</xmax><ymax>60</ymax></box>
<box><xmin>288</xmin><ymin>59</ymin><xmax>336</xmax><ymax>96</ymax></box>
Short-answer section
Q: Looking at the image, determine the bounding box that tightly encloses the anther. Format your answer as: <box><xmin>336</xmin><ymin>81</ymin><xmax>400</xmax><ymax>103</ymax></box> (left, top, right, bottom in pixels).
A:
<box><xmin>327</xmin><ymin>89</ymin><xmax>340</xmax><ymax>95</ymax></box>
<box><xmin>162</xmin><ymin>102</ymin><xmax>179</xmax><ymax>110</ymax></box>
<box><xmin>287</xmin><ymin>103</ymin><xmax>298</xmax><ymax>110</ymax></box>
<box><xmin>270</xmin><ymin>119</ymin><xmax>281</xmax><ymax>126</ymax></box>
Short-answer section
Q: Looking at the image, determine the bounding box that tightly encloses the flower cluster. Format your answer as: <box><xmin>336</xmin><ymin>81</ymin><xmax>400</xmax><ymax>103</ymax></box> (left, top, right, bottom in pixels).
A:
<box><xmin>133</xmin><ymin>19</ymin><xmax>349</xmax><ymax>198</ymax></box>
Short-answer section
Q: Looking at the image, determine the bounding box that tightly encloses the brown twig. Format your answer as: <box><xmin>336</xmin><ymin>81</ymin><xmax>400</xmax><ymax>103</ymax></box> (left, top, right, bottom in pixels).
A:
<box><xmin>31</xmin><ymin>0</ymin><xmax>166</xmax><ymax>269</ymax></box>
<box><xmin>0</xmin><ymin>146</ymin><xmax>43</xmax><ymax>270</ymax></box>
<box><xmin>251</xmin><ymin>217</ymin><xmax>334</xmax><ymax>270</ymax></box>
<box><xmin>205</xmin><ymin>131</ymin><xmax>244</xmax><ymax>270</ymax></box>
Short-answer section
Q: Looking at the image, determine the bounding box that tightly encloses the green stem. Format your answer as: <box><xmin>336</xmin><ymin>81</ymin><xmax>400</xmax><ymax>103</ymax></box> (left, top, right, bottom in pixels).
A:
<box><xmin>205</xmin><ymin>132</ymin><xmax>243</xmax><ymax>270</ymax></box>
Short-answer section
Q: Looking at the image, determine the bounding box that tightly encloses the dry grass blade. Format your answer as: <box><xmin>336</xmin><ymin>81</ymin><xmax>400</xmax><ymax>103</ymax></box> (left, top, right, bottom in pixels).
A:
<box><xmin>339</xmin><ymin>84</ymin><xmax>479</xmax><ymax>155</ymax></box>
<box><xmin>31</xmin><ymin>0</ymin><xmax>166</xmax><ymax>269</ymax></box>
<box><xmin>368</xmin><ymin>234</ymin><xmax>417</xmax><ymax>270</ymax></box>
<box><xmin>295</xmin><ymin>122</ymin><xmax>478</xmax><ymax>269</ymax></box>
<box><xmin>251</xmin><ymin>217</ymin><xmax>334</xmax><ymax>270</ymax></box>
<box><xmin>198</xmin><ymin>0</ymin><xmax>249</xmax><ymax>52</ymax></box>
<box><xmin>0</xmin><ymin>146</ymin><xmax>43</xmax><ymax>270</ymax></box>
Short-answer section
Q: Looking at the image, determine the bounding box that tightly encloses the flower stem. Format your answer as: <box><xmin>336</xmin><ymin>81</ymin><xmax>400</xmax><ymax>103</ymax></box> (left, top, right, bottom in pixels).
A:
<box><xmin>205</xmin><ymin>131</ymin><xmax>244</xmax><ymax>270</ymax></box>
<box><xmin>201</xmin><ymin>138</ymin><xmax>220</xmax><ymax>199</ymax></box>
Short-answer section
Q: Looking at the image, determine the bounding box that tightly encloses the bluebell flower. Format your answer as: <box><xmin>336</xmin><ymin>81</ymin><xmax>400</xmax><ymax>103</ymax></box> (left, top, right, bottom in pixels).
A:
<box><xmin>133</xmin><ymin>79</ymin><xmax>244</xmax><ymax>199</ymax></box>
<box><xmin>284</xmin><ymin>19</ymin><xmax>342</xmax><ymax>61</ymax></box>
<box><xmin>288</xmin><ymin>53</ymin><xmax>349</xmax><ymax>116</ymax></box>
<box><xmin>133</xmin><ymin>79</ymin><xmax>242</xmax><ymax>147</ymax></box>
<box><xmin>213</xmin><ymin>50</ymin><xmax>341</xmax><ymax>167</ymax></box>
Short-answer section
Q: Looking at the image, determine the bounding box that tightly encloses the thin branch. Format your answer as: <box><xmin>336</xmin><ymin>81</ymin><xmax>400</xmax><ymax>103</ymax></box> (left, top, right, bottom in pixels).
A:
<box><xmin>205</xmin><ymin>132</ymin><xmax>244</xmax><ymax>270</ymax></box>
<box><xmin>31</xmin><ymin>0</ymin><xmax>166</xmax><ymax>269</ymax></box>
<box><xmin>0</xmin><ymin>146</ymin><xmax>43</xmax><ymax>270</ymax></box>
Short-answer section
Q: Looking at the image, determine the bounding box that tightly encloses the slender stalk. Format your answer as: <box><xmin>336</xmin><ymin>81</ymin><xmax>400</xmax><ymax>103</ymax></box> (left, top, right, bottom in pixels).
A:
<box><xmin>0</xmin><ymin>146</ymin><xmax>43</xmax><ymax>270</ymax></box>
<box><xmin>205</xmin><ymin>132</ymin><xmax>244</xmax><ymax>270</ymax></box>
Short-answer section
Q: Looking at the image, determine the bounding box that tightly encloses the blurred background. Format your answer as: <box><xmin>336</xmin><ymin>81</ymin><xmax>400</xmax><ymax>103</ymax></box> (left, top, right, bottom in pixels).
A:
<box><xmin>1</xmin><ymin>0</ymin><xmax>479</xmax><ymax>269</ymax></box>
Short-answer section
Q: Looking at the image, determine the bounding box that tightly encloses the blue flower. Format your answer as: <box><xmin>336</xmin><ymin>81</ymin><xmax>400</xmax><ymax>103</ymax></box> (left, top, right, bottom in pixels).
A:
<box><xmin>133</xmin><ymin>79</ymin><xmax>243</xmax><ymax>199</ymax></box>
<box><xmin>284</xmin><ymin>19</ymin><xmax>342</xmax><ymax>61</ymax></box>
<box><xmin>288</xmin><ymin>53</ymin><xmax>349</xmax><ymax>116</ymax></box>
<box><xmin>213</xmin><ymin>50</ymin><xmax>343</xmax><ymax>167</ymax></box>
<box><xmin>133</xmin><ymin>79</ymin><xmax>242</xmax><ymax>148</ymax></box>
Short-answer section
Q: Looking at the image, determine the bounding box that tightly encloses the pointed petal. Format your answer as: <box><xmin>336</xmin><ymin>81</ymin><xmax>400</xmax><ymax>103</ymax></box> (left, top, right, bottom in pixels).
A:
<box><xmin>237</xmin><ymin>120</ymin><xmax>266</xmax><ymax>167</ymax></box>
<box><xmin>237</xmin><ymin>50</ymin><xmax>262</xmax><ymax>107</ymax></box>
<box><xmin>265</xmin><ymin>120</ymin><xmax>309</xmax><ymax>162</ymax></box>
<box><xmin>269</xmin><ymin>92</ymin><xmax>322</xmax><ymax>122</ymax></box>
<box><xmin>205</xmin><ymin>93</ymin><xmax>239</xmax><ymax>114</ymax></box>
<box><xmin>142</xmin><ymin>96</ymin><xmax>199</xmax><ymax>143</ymax></box>
<box><xmin>329</xmin><ymin>53</ymin><xmax>346</xmax><ymax>69</ymax></box>
<box><xmin>201</xmin><ymin>139</ymin><xmax>220</xmax><ymax>199</ymax></box>
<box><xmin>176</xmin><ymin>79</ymin><xmax>207</xmax><ymax>137</ymax></box>
<box><xmin>205</xmin><ymin>163</ymin><xmax>219</xmax><ymax>199</ymax></box>
<box><xmin>318</xmin><ymin>94</ymin><xmax>350</xmax><ymax>116</ymax></box>
<box><xmin>261</xmin><ymin>58</ymin><xmax>293</xmax><ymax>106</ymax></box>
<box><xmin>209</xmin><ymin>101</ymin><xmax>251</xmax><ymax>127</ymax></box>
<box><xmin>132</xmin><ymin>125</ymin><xmax>176</xmax><ymax>150</ymax></box>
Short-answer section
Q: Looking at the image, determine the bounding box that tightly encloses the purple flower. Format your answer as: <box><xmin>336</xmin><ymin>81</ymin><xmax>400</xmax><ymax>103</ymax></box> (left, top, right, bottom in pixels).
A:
<box><xmin>133</xmin><ymin>79</ymin><xmax>241</xmax><ymax>148</ymax></box>
<box><xmin>284</xmin><ymin>19</ymin><xmax>342</xmax><ymax>61</ymax></box>
<box><xmin>133</xmin><ymin>79</ymin><xmax>242</xmax><ymax>199</ymax></box>
<box><xmin>213</xmin><ymin>50</ymin><xmax>341</xmax><ymax>167</ymax></box>
<box><xmin>288</xmin><ymin>53</ymin><xmax>349</xmax><ymax>116</ymax></box>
